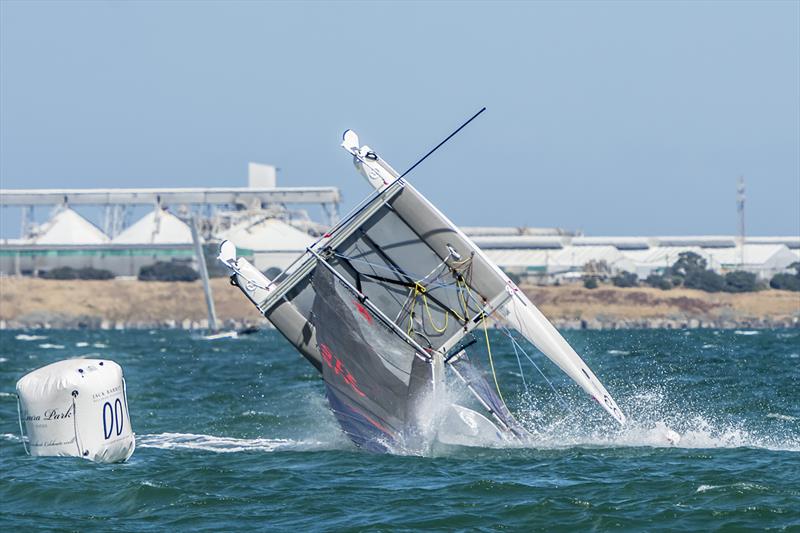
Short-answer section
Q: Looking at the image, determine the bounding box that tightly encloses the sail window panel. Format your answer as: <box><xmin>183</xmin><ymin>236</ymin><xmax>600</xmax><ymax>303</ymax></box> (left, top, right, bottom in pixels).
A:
<box><xmin>333</xmin><ymin>207</ymin><xmax>473</xmax><ymax>350</ymax></box>
<box><xmin>387</xmin><ymin>186</ymin><xmax>508</xmax><ymax>303</ymax></box>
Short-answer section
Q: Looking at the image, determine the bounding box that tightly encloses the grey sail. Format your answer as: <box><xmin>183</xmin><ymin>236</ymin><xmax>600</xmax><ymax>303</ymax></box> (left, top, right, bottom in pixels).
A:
<box><xmin>311</xmin><ymin>266</ymin><xmax>433</xmax><ymax>452</ymax></box>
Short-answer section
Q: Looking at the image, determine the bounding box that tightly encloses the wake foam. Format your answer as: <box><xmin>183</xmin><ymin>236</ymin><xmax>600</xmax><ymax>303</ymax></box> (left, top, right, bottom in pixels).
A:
<box><xmin>137</xmin><ymin>432</ymin><xmax>326</xmax><ymax>453</ymax></box>
<box><xmin>519</xmin><ymin>416</ymin><xmax>799</xmax><ymax>452</ymax></box>
<box><xmin>15</xmin><ymin>334</ymin><xmax>46</xmax><ymax>341</ymax></box>
<box><xmin>696</xmin><ymin>482</ymin><xmax>768</xmax><ymax>493</ymax></box>
<box><xmin>511</xmin><ymin>386</ymin><xmax>800</xmax><ymax>453</ymax></box>
<box><xmin>418</xmin><ymin>378</ymin><xmax>800</xmax><ymax>452</ymax></box>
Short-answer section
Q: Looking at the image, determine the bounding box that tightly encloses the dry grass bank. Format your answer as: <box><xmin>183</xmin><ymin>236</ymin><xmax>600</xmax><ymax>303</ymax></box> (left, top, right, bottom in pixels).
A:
<box><xmin>522</xmin><ymin>284</ymin><xmax>800</xmax><ymax>326</ymax></box>
<box><xmin>0</xmin><ymin>277</ymin><xmax>260</xmax><ymax>326</ymax></box>
<box><xmin>0</xmin><ymin>277</ymin><xmax>798</xmax><ymax>328</ymax></box>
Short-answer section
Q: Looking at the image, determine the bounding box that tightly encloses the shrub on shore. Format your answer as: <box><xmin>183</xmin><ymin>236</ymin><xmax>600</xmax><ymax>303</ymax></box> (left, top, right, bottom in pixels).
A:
<box><xmin>723</xmin><ymin>270</ymin><xmax>760</xmax><ymax>293</ymax></box>
<box><xmin>770</xmin><ymin>262</ymin><xmax>800</xmax><ymax>291</ymax></box>
<box><xmin>138</xmin><ymin>261</ymin><xmax>199</xmax><ymax>282</ymax></box>
<box><xmin>683</xmin><ymin>268</ymin><xmax>727</xmax><ymax>292</ymax></box>
<box><xmin>40</xmin><ymin>266</ymin><xmax>114</xmax><ymax>280</ymax></box>
<box><xmin>611</xmin><ymin>271</ymin><xmax>638</xmax><ymax>288</ymax></box>
<box><xmin>666</xmin><ymin>252</ymin><xmax>762</xmax><ymax>293</ymax></box>
<box><xmin>644</xmin><ymin>273</ymin><xmax>673</xmax><ymax>290</ymax></box>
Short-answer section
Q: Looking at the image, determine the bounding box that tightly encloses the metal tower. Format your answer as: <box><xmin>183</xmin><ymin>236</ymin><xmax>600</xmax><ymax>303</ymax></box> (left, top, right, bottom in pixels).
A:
<box><xmin>737</xmin><ymin>176</ymin><xmax>745</xmax><ymax>267</ymax></box>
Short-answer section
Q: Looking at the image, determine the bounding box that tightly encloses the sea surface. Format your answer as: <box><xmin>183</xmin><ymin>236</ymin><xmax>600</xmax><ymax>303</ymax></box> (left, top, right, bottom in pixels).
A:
<box><xmin>1</xmin><ymin>328</ymin><xmax>798</xmax><ymax>531</ymax></box>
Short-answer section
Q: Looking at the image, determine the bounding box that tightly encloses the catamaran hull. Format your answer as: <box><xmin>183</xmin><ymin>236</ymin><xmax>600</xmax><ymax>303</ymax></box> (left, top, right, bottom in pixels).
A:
<box><xmin>218</xmin><ymin>126</ymin><xmax>627</xmax><ymax>452</ymax></box>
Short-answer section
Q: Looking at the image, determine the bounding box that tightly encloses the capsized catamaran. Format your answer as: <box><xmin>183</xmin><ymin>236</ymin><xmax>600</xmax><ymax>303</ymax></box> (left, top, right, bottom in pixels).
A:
<box><xmin>218</xmin><ymin>127</ymin><xmax>625</xmax><ymax>452</ymax></box>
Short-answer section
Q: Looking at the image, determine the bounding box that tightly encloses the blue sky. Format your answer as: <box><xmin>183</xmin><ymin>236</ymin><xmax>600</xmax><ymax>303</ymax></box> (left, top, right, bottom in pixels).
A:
<box><xmin>1</xmin><ymin>0</ymin><xmax>798</xmax><ymax>237</ymax></box>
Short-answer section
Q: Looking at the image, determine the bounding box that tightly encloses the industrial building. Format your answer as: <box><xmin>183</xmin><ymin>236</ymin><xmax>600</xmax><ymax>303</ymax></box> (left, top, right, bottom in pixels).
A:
<box><xmin>1</xmin><ymin>170</ymin><xmax>797</xmax><ymax>283</ymax></box>
<box><xmin>0</xmin><ymin>164</ymin><xmax>339</xmax><ymax>277</ymax></box>
<box><xmin>467</xmin><ymin>230</ymin><xmax>799</xmax><ymax>283</ymax></box>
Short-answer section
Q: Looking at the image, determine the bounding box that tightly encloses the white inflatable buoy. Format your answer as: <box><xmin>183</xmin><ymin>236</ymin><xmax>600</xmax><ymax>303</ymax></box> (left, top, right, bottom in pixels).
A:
<box><xmin>16</xmin><ymin>359</ymin><xmax>135</xmax><ymax>463</ymax></box>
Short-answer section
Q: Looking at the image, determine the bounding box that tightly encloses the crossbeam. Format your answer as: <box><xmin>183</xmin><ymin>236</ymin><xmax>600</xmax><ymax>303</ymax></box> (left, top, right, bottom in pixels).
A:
<box><xmin>0</xmin><ymin>187</ymin><xmax>340</xmax><ymax>206</ymax></box>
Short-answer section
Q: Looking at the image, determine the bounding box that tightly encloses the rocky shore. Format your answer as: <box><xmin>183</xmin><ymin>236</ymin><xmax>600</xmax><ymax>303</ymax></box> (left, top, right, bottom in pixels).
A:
<box><xmin>1</xmin><ymin>314</ymin><xmax>794</xmax><ymax>332</ymax></box>
<box><xmin>1</xmin><ymin>277</ymin><xmax>798</xmax><ymax>330</ymax></box>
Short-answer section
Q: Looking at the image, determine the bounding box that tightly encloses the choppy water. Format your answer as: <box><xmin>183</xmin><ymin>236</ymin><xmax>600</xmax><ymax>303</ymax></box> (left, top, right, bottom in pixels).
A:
<box><xmin>1</xmin><ymin>329</ymin><xmax>798</xmax><ymax>530</ymax></box>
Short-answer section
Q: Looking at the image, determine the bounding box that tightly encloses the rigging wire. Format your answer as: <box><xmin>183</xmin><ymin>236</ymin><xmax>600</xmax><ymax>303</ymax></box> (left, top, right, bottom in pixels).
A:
<box><xmin>456</xmin><ymin>280</ymin><xmax>571</xmax><ymax>412</ymax></box>
<box><xmin>333</xmin><ymin>253</ymin><xmax>454</xmax><ymax>291</ymax></box>
<box><xmin>398</xmin><ymin>107</ymin><xmax>487</xmax><ymax>180</ymax></box>
<box><xmin>335</xmin><ymin>251</ymin><xmax>473</xmax><ymax>336</ymax></box>
<box><xmin>499</xmin><ymin>324</ymin><xmax>571</xmax><ymax>411</ymax></box>
<box><xmin>481</xmin><ymin>312</ymin><xmax>507</xmax><ymax>407</ymax></box>
<box><xmin>422</xmin><ymin>288</ymin><xmax>449</xmax><ymax>333</ymax></box>
<box><xmin>509</xmin><ymin>331</ymin><xmax>529</xmax><ymax>393</ymax></box>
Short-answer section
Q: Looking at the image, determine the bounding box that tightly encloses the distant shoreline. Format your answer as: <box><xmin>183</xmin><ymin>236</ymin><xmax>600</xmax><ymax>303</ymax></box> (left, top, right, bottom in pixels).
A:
<box><xmin>0</xmin><ymin>278</ymin><xmax>797</xmax><ymax>330</ymax></box>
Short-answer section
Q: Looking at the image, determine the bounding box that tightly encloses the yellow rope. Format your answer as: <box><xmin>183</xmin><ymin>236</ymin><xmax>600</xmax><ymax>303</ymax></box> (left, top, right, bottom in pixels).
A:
<box><xmin>423</xmin><ymin>293</ymin><xmax>448</xmax><ymax>333</ymax></box>
<box><xmin>406</xmin><ymin>263</ymin><xmax>476</xmax><ymax>336</ymax></box>
<box><xmin>482</xmin><ymin>312</ymin><xmax>507</xmax><ymax>406</ymax></box>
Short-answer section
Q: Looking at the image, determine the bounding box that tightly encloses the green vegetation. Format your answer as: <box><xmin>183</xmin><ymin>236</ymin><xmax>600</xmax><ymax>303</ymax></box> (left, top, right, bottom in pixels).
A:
<box><xmin>611</xmin><ymin>271</ymin><xmax>638</xmax><ymax>288</ymax></box>
<box><xmin>40</xmin><ymin>266</ymin><xmax>114</xmax><ymax>280</ymax></box>
<box><xmin>669</xmin><ymin>251</ymin><xmax>707</xmax><ymax>281</ymax></box>
<box><xmin>138</xmin><ymin>261</ymin><xmax>199</xmax><ymax>282</ymax></box>
<box><xmin>599</xmin><ymin>252</ymin><xmax>770</xmax><ymax>293</ymax></box>
<box><xmin>667</xmin><ymin>252</ymin><xmax>762</xmax><ymax>293</ymax></box>
<box><xmin>723</xmin><ymin>270</ymin><xmax>760</xmax><ymax>293</ymax></box>
<box><xmin>770</xmin><ymin>262</ymin><xmax>800</xmax><ymax>291</ymax></box>
<box><xmin>583</xmin><ymin>276</ymin><xmax>599</xmax><ymax>289</ymax></box>
<box><xmin>644</xmin><ymin>273</ymin><xmax>673</xmax><ymax>290</ymax></box>
<box><xmin>684</xmin><ymin>268</ymin><xmax>726</xmax><ymax>292</ymax></box>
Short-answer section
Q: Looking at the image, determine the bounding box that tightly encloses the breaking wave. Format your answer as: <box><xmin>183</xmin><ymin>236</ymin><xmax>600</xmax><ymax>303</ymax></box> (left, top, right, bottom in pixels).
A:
<box><xmin>357</xmin><ymin>374</ymin><xmax>800</xmax><ymax>455</ymax></box>
<box><xmin>137</xmin><ymin>433</ymin><xmax>326</xmax><ymax>454</ymax></box>
<box><xmin>14</xmin><ymin>334</ymin><xmax>47</xmax><ymax>341</ymax></box>
<box><xmin>518</xmin><ymin>415</ymin><xmax>800</xmax><ymax>452</ymax></box>
<box><xmin>509</xmin><ymin>385</ymin><xmax>800</xmax><ymax>453</ymax></box>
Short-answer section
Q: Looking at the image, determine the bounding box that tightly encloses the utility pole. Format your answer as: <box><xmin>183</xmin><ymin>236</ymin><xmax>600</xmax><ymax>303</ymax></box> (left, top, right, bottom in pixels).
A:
<box><xmin>191</xmin><ymin>215</ymin><xmax>218</xmax><ymax>332</ymax></box>
<box><xmin>737</xmin><ymin>176</ymin><xmax>745</xmax><ymax>267</ymax></box>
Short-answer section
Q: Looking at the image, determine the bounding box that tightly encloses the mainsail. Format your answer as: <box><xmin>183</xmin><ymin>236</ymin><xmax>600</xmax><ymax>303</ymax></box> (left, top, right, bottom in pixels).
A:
<box><xmin>219</xmin><ymin>127</ymin><xmax>626</xmax><ymax>452</ymax></box>
<box><xmin>311</xmin><ymin>266</ymin><xmax>434</xmax><ymax>452</ymax></box>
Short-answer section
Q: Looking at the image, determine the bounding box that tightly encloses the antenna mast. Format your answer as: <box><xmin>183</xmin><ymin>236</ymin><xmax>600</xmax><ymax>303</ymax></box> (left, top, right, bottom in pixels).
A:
<box><xmin>737</xmin><ymin>176</ymin><xmax>745</xmax><ymax>267</ymax></box>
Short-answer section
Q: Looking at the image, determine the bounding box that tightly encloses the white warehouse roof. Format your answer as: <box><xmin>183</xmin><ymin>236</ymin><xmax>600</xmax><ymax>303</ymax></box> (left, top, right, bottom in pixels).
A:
<box><xmin>471</xmin><ymin>235</ymin><xmax>566</xmax><ymax>249</ymax></box>
<box><xmin>745</xmin><ymin>236</ymin><xmax>800</xmax><ymax>249</ymax></box>
<box><xmin>112</xmin><ymin>209</ymin><xmax>193</xmax><ymax>245</ymax></box>
<box><xmin>570</xmin><ymin>236</ymin><xmax>650</xmax><ymax>250</ymax></box>
<box><xmin>706</xmin><ymin>244</ymin><xmax>798</xmax><ymax>271</ymax></box>
<box><xmin>461</xmin><ymin>226</ymin><xmax>568</xmax><ymax>237</ymax></box>
<box><xmin>30</xmin><ymin>207</ymin><xmax>109</xmax><ymax>245</ymax></box>
<box><xmin>485</xmin><ymin>245</ymin><xmax>635</xmax><ymax>274</ymax></box>
<box><xmin>220</xmin><ymin>217</ymin><xmax>315</xmax><ymax>252</ymax></box>
<box><xmin>649</xmin><ymin>236</ymin><xmax>738</xmax><ymax>248</ymax></box>
<box><xmin>621</xmin><ymin>246</ymin><xmax>720</xmax><ymax>277</ymax></box>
